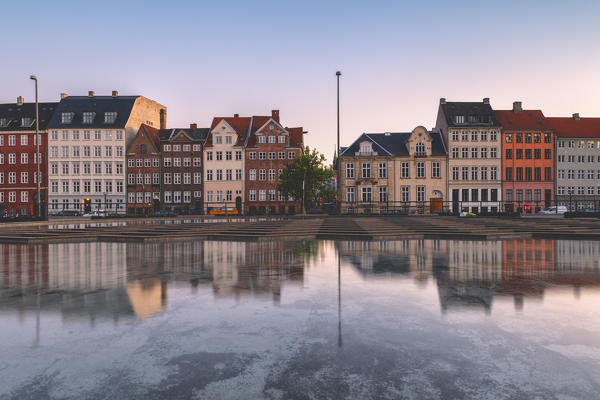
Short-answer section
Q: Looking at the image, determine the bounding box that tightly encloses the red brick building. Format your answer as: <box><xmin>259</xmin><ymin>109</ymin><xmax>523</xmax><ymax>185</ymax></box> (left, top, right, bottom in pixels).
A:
<box><xmin>159</xmin><ymin>124</ymin><xmax>208</xmax><ymax>213</ymax></box>
<box><xmin>0</xmin><ymin>98</ymin><xmax>57</xmax><ymax>217</ymax></box>
<box><xmin>126</xmin><ymin>124</ymin><xmax>162</xmax><ymax>215</ymax></box>
<box><xmin>245</xmin><ymin>110</ymin><xmax>304</xmax><ymax>215</ymax></box>
<box><xmin>495</xmin><ymin>103</ymin><xmax>555</xmax><ymax>213</ymax></box>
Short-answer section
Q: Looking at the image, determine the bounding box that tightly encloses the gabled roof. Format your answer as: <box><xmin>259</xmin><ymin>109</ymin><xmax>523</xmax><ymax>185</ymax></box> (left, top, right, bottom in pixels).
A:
<box><xmin>439</xmin><ymin>101</ymin><xmax>500</xmax><ymax>127</ymax></box>
<box><xmin>158</xmin><ymin>127</ymin><xmax>209</xmax><ymax>142</ymax></box>
<box><xmin>207</xmin><ymin>116</ymin><xmax>252</xmax><ymax>147</ymax></box>
<box><xmin>47</xmin><ymin>95</ymin><xmax>141</xmax><ymax>129</ymax></box>
<box><xmin>130</xmin><ymin>124</ymin><xmax>161</xmax><ymax>153</ymax></box>
<box><xmin>0</xmin><ymin>102</ymin><xmax>58</xmax><ymax>131</ymax></box>
<box><xmin>546</xmin><ymin>116</ymin><xmax>600</xmax><ymax>138</ymax></box>
<box><xmin>494</xmin><ymin>110</ymin><xmax>553</xmax><ymax>131</ymax></box>
<box><xmin>341</xmin><ymin>130</ymin><xmax>446</xmax><ymax>157</ymax></box>
<box><xmin>245</xmin><ymin>116</ymin><xmax>275</xmax><ymax>147</ymax></box>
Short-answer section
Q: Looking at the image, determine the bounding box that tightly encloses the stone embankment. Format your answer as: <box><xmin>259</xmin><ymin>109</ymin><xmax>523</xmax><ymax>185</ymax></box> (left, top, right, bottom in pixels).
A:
<box><xmin>0</xmin><ymin>216</ymin><xmax>599</xmax><ymax>244</ymax></box>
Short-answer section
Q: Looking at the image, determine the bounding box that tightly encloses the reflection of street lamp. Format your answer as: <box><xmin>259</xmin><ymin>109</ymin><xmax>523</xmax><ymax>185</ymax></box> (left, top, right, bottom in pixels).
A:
<box><xmin>30</xmin><ymin>75</ymin><xmax>41</xmax><ymax>218</ymax></box>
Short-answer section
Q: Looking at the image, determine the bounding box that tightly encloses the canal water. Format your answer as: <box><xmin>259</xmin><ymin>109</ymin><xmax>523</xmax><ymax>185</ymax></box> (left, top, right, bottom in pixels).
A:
<box><xmin>1</xmin><ymin>239</ymin><xmax>599</xmax><ymax>399</ymax></box>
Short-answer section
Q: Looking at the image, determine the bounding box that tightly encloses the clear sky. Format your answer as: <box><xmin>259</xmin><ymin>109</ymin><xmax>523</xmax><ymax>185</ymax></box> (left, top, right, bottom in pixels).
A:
<box><xmin>1</xmin><ymin>1</ymin><xmax>599</xmax><ymax>160</ymax></box>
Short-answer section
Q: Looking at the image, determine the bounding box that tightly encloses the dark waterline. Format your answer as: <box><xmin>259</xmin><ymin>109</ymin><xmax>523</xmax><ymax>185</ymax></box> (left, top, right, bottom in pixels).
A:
<box><xmin>1</xmin><ymin>239</ymin><xmax>599</xmax><ymax>399</ymax></box>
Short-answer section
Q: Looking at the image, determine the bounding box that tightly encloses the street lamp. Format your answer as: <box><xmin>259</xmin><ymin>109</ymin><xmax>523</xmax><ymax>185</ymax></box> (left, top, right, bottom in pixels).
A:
<box><xmin>30</xmin><ymin>75</ymin><xmax>41</xmax><ymax>218</ymax></box>
<box><xmin>336</xmin><ymin>71</ymin><xmax>341</xmax><ymax>210</ymax></box>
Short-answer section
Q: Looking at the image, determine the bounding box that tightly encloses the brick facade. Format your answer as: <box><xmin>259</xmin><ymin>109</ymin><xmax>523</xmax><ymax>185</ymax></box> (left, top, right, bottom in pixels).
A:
<box><xmin>126</xmin><ymin>124</ymin><xmax>161</xmax><ymax>215</ymax></box>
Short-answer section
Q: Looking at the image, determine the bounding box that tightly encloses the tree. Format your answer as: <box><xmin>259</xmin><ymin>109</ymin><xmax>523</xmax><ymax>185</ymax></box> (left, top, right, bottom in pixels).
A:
<box><xmin>278</xmin><ymin>147</ymin><xmax>336</xmax><ymax>215</ymax></box>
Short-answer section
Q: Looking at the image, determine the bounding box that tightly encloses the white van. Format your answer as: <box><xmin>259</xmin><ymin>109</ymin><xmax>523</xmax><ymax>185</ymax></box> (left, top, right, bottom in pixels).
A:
<box><xmin>538</xmin><ymin>206</ymin><xmax>568</xmax><ymax>215</ymax></box>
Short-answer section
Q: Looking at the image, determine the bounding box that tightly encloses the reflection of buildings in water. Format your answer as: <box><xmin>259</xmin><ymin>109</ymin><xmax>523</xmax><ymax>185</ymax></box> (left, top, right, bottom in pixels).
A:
<box><xmin>337</xmin><ymin>240</ymin><xmax>449</xmax><ymax>285</ymax></box>
<box><xmin>339</xmin><ymin>238</ymin><xmax>600</xmax><ymax>314</ymax></box>
<box><xmin>208</xmin><ymin>241</ymin><xmax>305</xmax><ymax>303</ymax></box>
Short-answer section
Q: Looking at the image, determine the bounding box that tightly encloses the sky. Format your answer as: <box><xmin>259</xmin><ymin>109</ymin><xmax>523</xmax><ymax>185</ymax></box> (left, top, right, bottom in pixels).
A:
<box><xmin>1</xmin><ymin>0</ymin><xmax>599</xmax><ymax>161</ymax></box>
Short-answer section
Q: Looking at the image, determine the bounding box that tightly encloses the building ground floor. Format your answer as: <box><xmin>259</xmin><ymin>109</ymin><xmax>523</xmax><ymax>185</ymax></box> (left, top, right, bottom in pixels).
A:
<box><xmin>448</xmin><ymin>184</ymin><xmax>502</xmax><ymax>214</ymax></box>
<box><xmin>502</xmin><ymin>182</ymin><xmax>553</xmax><ymax>213</ymax></box>
<box><xmin>0</xmin><ymin>188</ymin><xmax>47</xmax><ymax>217</ymax></box>
<box><xmin>556</xmin><ymin>195</ymin><xmax>600</xmax><ymax>211</ymax></box>
<box><xmin>48</xmin><ymin>195</ymin><xmax>126</xmax><ymax>215</ymax></box>
<box><xmin>245</xmin><ymin>201</ymin><xmax>298</xmax><ymax>215</ymax></box>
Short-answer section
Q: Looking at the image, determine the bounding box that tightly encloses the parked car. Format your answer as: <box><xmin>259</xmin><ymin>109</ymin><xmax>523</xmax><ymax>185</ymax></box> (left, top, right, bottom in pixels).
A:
<box><xmin>83</xmin><ymin>210</ymin><xmax>106</xmax><ymax>217</ymax></box>
<box><xmin>54</xmin><ymin>210</ymin><xmax>81</xmax><ymax>217</ymax></box>
<box><xmin>149</xmin><ymin>211</ymin><xmax>177</xmax><ymax>218</ymax></box>
<box><xmin>538</xmin><ymin>206</ymin><xmax>568</xmax><ymax>215</ymax></box>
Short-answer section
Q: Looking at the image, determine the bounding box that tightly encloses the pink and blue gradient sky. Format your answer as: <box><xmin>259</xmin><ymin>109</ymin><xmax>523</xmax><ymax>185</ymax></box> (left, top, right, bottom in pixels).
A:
<box><xmin>1</xmin><ymin>1</ymin><xmax>599</xmax><ymax>160</ymax></box>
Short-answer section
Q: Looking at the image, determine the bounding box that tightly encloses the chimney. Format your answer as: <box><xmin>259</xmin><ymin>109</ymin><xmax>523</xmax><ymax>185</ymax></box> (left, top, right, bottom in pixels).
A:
<box><xmin>234</xmin><ymin>113</ymin><xmax>239</xmax><ymax>118</ymax></box>
<box><xmin>572</xmin><ymin>113</ymin><xmax>580</xmax><ymax>120</ymax></box>
<box><xmin>483</xmin><ymin>97</ymin><xmax>490</xmax><ymax>104</ymax></box>
<box><xmin>88</xmin><ymin>91</ymin><xmax>95</xmax><ymax>97</ymax></box>
<box><xmin>190</xmin><ymin>123</ymin><xmax>197</xmax><ymax>129</ymax></box>
<box><xmin>60</xmin><ymin>93</ymin><xmax>68</xmax><ymax>99</ymax></box>
<box><xmin>112</xmin><ymin>90</ymin><xmax>119</xmax><ymax>97</ymax></box>
<box><xmin>439</xmin><ymin>98</ymin><xmax>446</xmax><ymax>104</ymax></box>
<box><xmin>16</xmin><ymin>96</ymin><xmax>24</xmax><ymax>106</ymax></box>
<box><xmin>160</xmin><ymin>108</ymin><xmax>167</xmax><ymax>129</ymax></box>
<box><xmin>512</xmin><ymin>101</ymin><xmax>523</xmax><ymax>113</ymax></box>
<box><xmin>271</xmin><ymin>109</ymin><xmax>280</xmax><ymax>123</ymax></box>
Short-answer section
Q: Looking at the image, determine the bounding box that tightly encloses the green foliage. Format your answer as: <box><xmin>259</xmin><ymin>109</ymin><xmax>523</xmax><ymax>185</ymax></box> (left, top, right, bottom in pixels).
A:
<box><xmin>278</xmin><ymin>147</ymin><xmax>336</xmax><ymax>213</ymax></box>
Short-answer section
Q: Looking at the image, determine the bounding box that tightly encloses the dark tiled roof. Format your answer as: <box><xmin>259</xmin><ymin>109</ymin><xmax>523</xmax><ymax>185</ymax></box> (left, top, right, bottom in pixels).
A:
<box><xmin>440</xmin><ymin>102</ymin><xmax>500</xmax><ymax>127</ymax></box>
<box><xmin>47</xmin><ymin>96</ymin><xmax>139</xmax><ymax>129</ymax></box>
<box><xmin>547</xmin><ymin>117</ymin><xmax>600</xmax><ymax>138</ymax></box>
<box><xmin>158</xmin><ymin>128</ymin><xmax>209</xmax><ymax>142</ymax></box>
<box><xmin>341</xmin><ymin>130</ymin><xmax>446</xmax><ymax>157</ymax></box>
<box><xmin>0</xmin><ymin>102</ymin><xmax>58</xmax><ymax>131</ymax></box>
<box><xmin>495</xmin><ymin>110</ymin><xmax>553</xmax><ymax>131</ymax></box>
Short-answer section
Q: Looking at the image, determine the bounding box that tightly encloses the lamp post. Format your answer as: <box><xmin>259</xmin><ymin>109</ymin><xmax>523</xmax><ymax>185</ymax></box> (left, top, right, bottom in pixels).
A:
<box><xmin>336</xmin><ymin>71</ymin><xmax>341</xmax><ymax>211</ymax></box>
<box><xmin>30</xmin><ymin>75</ymin><xmax>41</xmax><ymax>218</ymax></box>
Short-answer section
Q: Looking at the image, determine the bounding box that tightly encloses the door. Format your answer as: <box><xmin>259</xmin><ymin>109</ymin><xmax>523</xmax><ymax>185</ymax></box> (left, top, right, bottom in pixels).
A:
<box><xmin>544</xmin><ymin>189</ymin><xmax>551</xmax><ymax>208</ymax></box>
<box><xmin>452</xmin><ymin>189</ymin><xmax>459</xmax><ymax>214</ymax></box>
<box><xmin>235</xmin><ymin>196</ymin><xmax>242</xmax><ymax>214</ymax></box>
<box><xmin>83</xmin><ymin>198</ymin><xmax>92</xmax><ymax>214</ymax></box>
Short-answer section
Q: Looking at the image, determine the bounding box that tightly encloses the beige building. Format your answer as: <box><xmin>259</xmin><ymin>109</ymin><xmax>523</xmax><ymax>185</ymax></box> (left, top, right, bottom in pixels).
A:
<box><xmin>339</xmin><ymin>126</ymin><xmax>447</xmax><ymax>214</ymax></box>
<box><xmin>204</xmin><ymin>116</ymin><xmax>250</xmax><ymax>212</ymax></box>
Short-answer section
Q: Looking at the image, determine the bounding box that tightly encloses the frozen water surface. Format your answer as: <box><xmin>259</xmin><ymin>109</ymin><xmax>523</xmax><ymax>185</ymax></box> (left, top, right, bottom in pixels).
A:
<box><xmin>1</xmin><ymin>239</ymin><xmax>600</xmax><ymax>399</ymax></box>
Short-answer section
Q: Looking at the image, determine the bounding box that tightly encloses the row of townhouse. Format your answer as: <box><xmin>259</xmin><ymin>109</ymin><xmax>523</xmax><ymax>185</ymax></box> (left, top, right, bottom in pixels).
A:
<box><xmin>339</xmin><ymin>98</ymin><xmax>600</xmax><ymax>214</ymax></box>
<box><xmin>0</xmin><ymin>91</ymin><xmax>303</xmax><ymax>217</ymax></box>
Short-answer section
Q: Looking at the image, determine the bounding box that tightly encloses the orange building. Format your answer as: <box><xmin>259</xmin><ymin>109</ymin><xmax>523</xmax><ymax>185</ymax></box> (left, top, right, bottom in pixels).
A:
<box><xmin>495</xmin><ymin>102</ymin><xmax>555</xmax><ymax>213</ymax></box>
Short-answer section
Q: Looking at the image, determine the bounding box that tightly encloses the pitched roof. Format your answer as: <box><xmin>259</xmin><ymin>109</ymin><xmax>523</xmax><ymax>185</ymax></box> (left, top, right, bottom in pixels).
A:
<box><xmin>439</xmin><ymin>101</ymin><xmax>500</xmax><ymax>127</ymax></box>
<box><xmin>137</xmin><ymin>124</ymin><xmax>161</xmax><ymax>152</ymax></box>
<box><xmin>208</xmin><ymin>116</ymin><xmax>252</xmax><ymax>146</ymax></box>
<box><xmin>494</xmin><ymin>109</ymin><xmax>553</xmax><ymax>131</ymax></box>
<box><xmin>245</xmin><ymin>116</ymin><xmax>273</xmax><ymax>147</ymax></box>
<box><xmin>0</xmin><ymin>102</ymin><xmax>58</xmax><ymax>131</ymax></box>
<box><xmin>341</xmin><ymin>130</ymin><xmax>446</xmax><ymax>157</ymax></box>
<box><xmin>546</xmin><ymin>116</ymin><xmax>600</xmax><ymax>138</ymax></box>
<box><xmin>158</xmin><ymin>127</ymin><xmax>209</xmax><ymax>142</ymax></box>
<box><xmin>47</xmin><ymin>95</ymin><xmax>140</xmax><ymax>129</ymax></box>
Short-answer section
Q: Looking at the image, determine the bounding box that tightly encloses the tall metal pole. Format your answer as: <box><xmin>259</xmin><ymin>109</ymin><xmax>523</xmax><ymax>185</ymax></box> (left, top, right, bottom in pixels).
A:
<box><xmin>30</xmin><ymin>76</ymin><xmax>41</xmax><ymax>218</ymax></box>
<box><xmin>336</xmin><ymin>71</ymin><xmax>341</xmax><ymax>209</ymax></box>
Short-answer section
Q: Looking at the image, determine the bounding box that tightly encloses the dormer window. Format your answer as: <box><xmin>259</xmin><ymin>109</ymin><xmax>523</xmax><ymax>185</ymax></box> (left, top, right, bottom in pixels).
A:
<box><xmin>258</xmin><ymin>136</ymin><xmax>266</xmax><ymax>144</ymax></box>
<box><xmin>0</xmin><ymin>118</ymin><xmax>7</xmax><ymax>127</ymax></box>
<box><xmin>359</xmin><ymin>141</ymin><xmax>373</xmax><ymax>156</ymax></box>
<box><xmin>21</xmin><ymin>118</ymin><xmax>33</xmax><ymax>127</ymax></box>
<box><xmin>415</xmin><ymin>142</ymin><xmax>426</xmax><ymax>156</ymax></box>
<box><xmin>104</xmin><ymin>112</ymin><xmax>117</xmax><ymax>124</ymax></box>
<box><xmin>455</xmin><ymin>115</ymin><xmax>465</xmax><ymax>124</ymax></box>
<box><xmin>468</xmin><ymin>115</ymin><xmax>479</xmax><ymax>123</ymax></box>
<box><xmin>83</xmin><ymin>112</ymin><xmax>95</xmax><ymax>124</ymax></box>
<box><xmin>61</xmin><ymin>112</ymin><xmax>74</xmax><ymax>124</ymax></box>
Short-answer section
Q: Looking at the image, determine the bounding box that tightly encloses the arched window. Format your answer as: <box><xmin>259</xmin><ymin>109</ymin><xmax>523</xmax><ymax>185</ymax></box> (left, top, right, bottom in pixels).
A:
<box><xmin>415</xmin><ymin>142</ymin><xmax>425</xmax><ymax>155</ymax></box>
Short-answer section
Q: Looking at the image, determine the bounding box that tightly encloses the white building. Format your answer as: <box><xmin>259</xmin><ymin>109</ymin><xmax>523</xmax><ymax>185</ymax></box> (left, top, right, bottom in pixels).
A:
<box><xmin>46</xmin><ymin>92</ymin><xmax>166</xmax><ymax>214</ymax></box>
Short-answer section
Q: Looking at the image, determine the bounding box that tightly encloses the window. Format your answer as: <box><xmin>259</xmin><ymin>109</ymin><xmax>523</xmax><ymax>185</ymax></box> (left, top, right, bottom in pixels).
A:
<box><xmin>226</xmin><ymin>169</ymin><xmax>232</xmax><ymax>181</ymax></box>
<box><xmin>471</xmin><ymin>188</ymin><xmax>478</xmax><ymax>202</ymax></box>
<box><xmin>432</xmin><ymin>162</ymin><xmax>440</xmax><ymax>178</ymax></box>
<box><xmin>462</xmin><ymin>148</ymin><xmax>468</xmax><ymax>158</ymax></box>
<box><xmin>525</xmin><ymin>133</ymin><xmax>532</xmax><ymax>143</ymax></box>
<box><xmin>259</xmin><ymin>190</ymin><xmax>266</xmax><ymax>201</ymax></box>
<box><xmin>505</xmin><ymin>134</ymin><xmax>512</xmax><ymax>143</ymax></box>
<box><xmin>61</xmin><ymin>112</ymin><xmax>73</xmax><ymax>124</ymax></box>
<box><xmin>525</xmin><ymin>149</ymin><xmax>532</xmax><ymax>159</ymax></box>
<box><xmin>104</xmin><ymin>112</ymin><xmax>117</xmax><ymax>124</ymax></box>
<box><xmin>471</xmin><ymin>148</ymin><xmax>478</xmax><ymax>158</ymax></box>
<box><xmin>94</xmin><ymin>146</ymin><xmax>101</xmax><ymax>157</ymax></box>
<box><xmin>455</xmin><ymin>115</ymin><xmax>465</xmax><ymax>124</ymax></box>
<box><xmin>20</xmin><ymin>135</ymin><xmax>28</xmax><ymax>146</ymax></box>
<box><xmin>288</xmin><ymin>152</ymin><xmax>296</xmax><ymax>159</ymax></box>
<box><xmin>361</xmin><ymin>187</ymin><xmax>372</xmax><ymax>203</ymax></box>
<box><xmin>165</xmin><ymin>191</ymin><xmax>173</xmax><ymax>203</ymax></box>
<box><xmin>278</xmin><ymin>151</ymin><xmax>285</xmax><ymax>160</ymax></box>
<box><xmin>534</xmin><ymin>167</ymin><xmax>541</xmax><ymax>181</ymax></box>
<box><xmin>8</xmin><ymin>154</ymin><xmax>16</xmax><ymax>164</ymax></box>
<box><xmin>268</xmin><ymin>152</ymin><xmax>275</xmax><ymax>160</ymax></box>
<box><xmin>346</xmin><ymin>187</ymin><xmax>355</xmax><ymax>202</ymax></box>
<box><xmin>417</xmin><ymin>162</ymin><xmax>425</xmax><ymax>178</ymax></box>
<box><xmin>462</xmin><ymin>167</ymin><xmax>469</xmax><ymax>180</ymax></box>
<box><xmin>236</xmin><ymin>151</ymin><xmax>242</xmax><ymax>160</ymax></box>
<box><xmin>226</xmin><ymin>151</ymin><xmax>232</xmax><ymax>160</ymax></box>
<box><xmin>452</xmin><ymin>167</ymin><xmax>459</xmax><ymax>180</ymax></box>
<box><xmin>249</xmin><ymin>152</ymin><xmax>256</xmax><ymax>160</ymax></box>
<box><xmin>417</xmin><ymin>186</ymin><xmax>425</xmax><ymax>202</ymax></box>
<box><xmin>401</xmin><ymin>186</ymin><xmax>410</xmax><ymax>202</ymax></box>
<box><xmin>452</xmin><ymin>131</ymin><xmax>459</xmax><ymax>141</ymax></box>
<box><xmin>525</xmin><ymin>189</ymin><xmax>532</xmax><ymax>202</ymax></box>
<box><xmin>544</xmin><ymin>149</ymin><xmax>551</xmax><ymax>159</ymax></box>
<box><xmin>480</xmin><ymin>131</ymin><xmax>488</xmax><ymax>141</ymax></box>
<box><xmin>516</xmin><ymin>190</ymin><xmax>523</xmax><ymax>202</ymax></box>
<box><xmin>378</xmin><ymin>163</ymin><xmax>387</xmax><ymax>178</ymax></box>
<box><xmin>259</xmin><ymin>169</ymin><xmax>266</xmax><ymax>181</ymax></box>
<box><xmin>461</xmin><ymin>131</ymin><xmax>469</xmax><ymax>141</ymax></box>
<box><xmin>545</xmin><ymin>167</ymin><xmax>552</xmax><ymax>181</ymax></box>
<box><xmin>515</xmin><ymin>134</ymin><xmax>523</xmax><ymax>143</ymax></box>
<box><xmin>206</xmin><ymin>151</ymin><xmax>213</xmax><ymax>161</ymax></box>
<box><xmin>401</xmin><ymin>162</ymin><xmax>409</xmax><ymax>178</ymax></box>
<box><xmin>471</xmin><ymin>167</ymin><xmax>478</xmax><ymax>181</ymax></box>
<box><xmin>83</xmin><ymin>112</ymin><xmax>94</xmax><ymax>124</ymax></box>
<box><xmin>481</xmin><ymin>167</ymin><xmax>488</xmax><ymax>180</ymax></box>
<box><xmin>259</xmin><ymin>152</ymin><xmax>266</xmax><ymax>160</ymax></box>
<box><xmin>21</xmin><ymin>153</ymin><xmax>28</xmax><ymax>164</ymax></box>
<box><xmin>525</xmin><ymin>167</ymin><xmax>532</xmax><ymax>181</ymax></box>
<box><xmin>249</xmin><ymin>190</ymin><xmax>256</xmax><ymax>201</ymax></box>
<box><xmin>505</xmin><ymin>149</ymin><xmax>513</xmax><ymax>159</ymax></box>
<box><xmin>452</xmin><ymin>148</ymin><xmax>459</xmax><ymax>158</ymax></box>
<box><xmin>490</xmin><ymin>167</ymin><xmax>497</xmax><ymax>180</ymax></box>
<box><xmin>362</xmin><ymin>163</ymin><xmax>371</xmax><ymax>178</ymax></box>
<box><xmin>258</xmin><ymin>136</ymin><xmax>266</xmax><ymax>144</ymax></box>
<box><xmin>193</xmin><ymin>173</ymin><xmax>201</xmax><ymax>184</ymax></box>
<box><xmin>216</xmin><ymin>151</ymin><xmax>222</xmax><ymax>161</ymax></box>
<box><xmin>516</xmin><ymin>149</ymin><xmax>523</xmax><ymax>159</ymax></box>
<box><xmin>215</xmin><ymin>170</ymin><xmax>222</xmax><ymax>181</ymax></box>
<box><xmin>269</xmin><ymin>169</ymin><xmax>276</xmax><ymax>181</ymax></box>
<box><xmin>544</xmin><ymin>133</ymin><xmax>552</xmax><ymax>143</ymax></box>
<box><xmin>278</xmin><ymin>135</ymin><xmax>286</xmax><ymax>144</ymax></box>
<box><xmin>21</xmin><ymin>172</ymin><xmax>28</xmax><ymax>184</ymax></box>
<box><xmin>516</xmin><ymin>167</ymin><xmax>523</xmax><ymax>181</ymax></box>
<box><xmin>379</xmin><ymin>186</ymin><xmax>388</xmax><ymax>202</ymax></box>
<box><xmin>206</xmin><ymin>170</ymin><xmax>213</xmax><ymax>181</ymax></box>
<box><xmin>236</xmin><ymin>169</ymin><xmax>242</xmax><ymax>180</ymax></box>
<box><xmin>268</xmin><ymin>136</ymin><xmax>276</xmax><ymax>144</ymax></box>
<box><xmin>415</xmin><ymin>142</ymin><xmax>425</xmax><ymax>155</ymax></box>
<box><xmin>480</xmin><ymin>147</ymin><xmax>488</xmax><ymax>158</ymax></box>
<box><xmin>471</xmin><ymin>131</ymin><xmax>478</xmax><ymax>141</ymax></box>
<box><xmin>346</xmin><ymin>164</ymin><xmax>355</xmax><ymax>178</ymax></box>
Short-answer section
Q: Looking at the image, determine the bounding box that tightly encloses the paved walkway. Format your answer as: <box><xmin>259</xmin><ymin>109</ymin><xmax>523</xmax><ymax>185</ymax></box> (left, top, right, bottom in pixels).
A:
<box><xmin>0</xmin><ymin>215</ymin><xmax>599</xmax><ymax>244</ymax></box>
